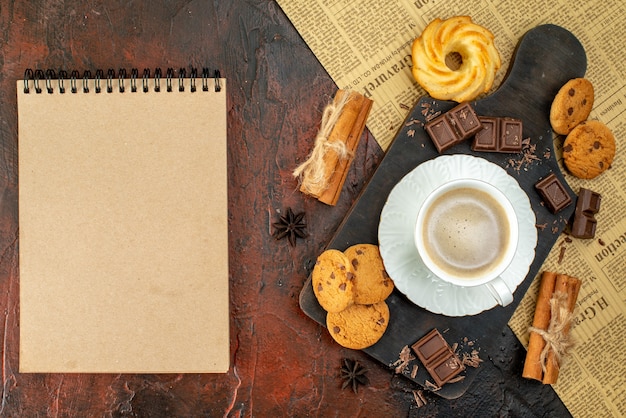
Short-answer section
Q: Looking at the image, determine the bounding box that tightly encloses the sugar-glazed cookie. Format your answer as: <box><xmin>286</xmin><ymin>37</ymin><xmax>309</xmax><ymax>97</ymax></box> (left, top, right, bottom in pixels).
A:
<box><xmin>326</xmin><ymin>301</ymin><xmax>389</xmax><ymax>349</ymax></box>
<box><xmin>563</xmin><ymin>120</ymin><xmax>615</xmax><ymax>179</ymax></box>
<box><xmin>344</xmin><ymin>244</ymin><xmax>394</xmax><ymax>304</ymax></box>
<box><xmin>312</xmin><ymin>249</ymin><xmax>355</xmax><ymax>313</ymax></box>
<box><xmin>550</xmin><ymin>78</ymin><xmax>594</xmax><ymax>135</ymax></box>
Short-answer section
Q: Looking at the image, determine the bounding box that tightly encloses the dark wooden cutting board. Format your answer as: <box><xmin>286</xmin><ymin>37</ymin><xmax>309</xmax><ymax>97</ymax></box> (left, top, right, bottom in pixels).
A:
<box><xmin>300</xmin><ymin>24</ymin><xmax>586</xmax><ymax>399</ymax></box>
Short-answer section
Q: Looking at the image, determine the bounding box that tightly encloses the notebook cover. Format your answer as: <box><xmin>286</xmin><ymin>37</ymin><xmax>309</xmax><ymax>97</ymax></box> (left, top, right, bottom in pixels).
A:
<box><xmin>17</xmin><ymin>76</ymin><xmax>229</xmax><ymax>373</ymax></box>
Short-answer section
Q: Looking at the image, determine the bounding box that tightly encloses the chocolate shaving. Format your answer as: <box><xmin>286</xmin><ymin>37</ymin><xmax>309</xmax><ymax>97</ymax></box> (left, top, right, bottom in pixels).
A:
<box><xmin>391</xmin><ymin>345</ymin><xmax>415</xmax><ymax>374</ymax></box>
<box><xmin>425</xmin><ymin>111</ymin><xmax>441</xmax><ymax>122</ymax></box>
<box><xmin>424</xmin><ymin>380</ymin><xmax>441</xmax><ymax>391</ymax></box>
<box><xmin>412</xmin><ymin>389</ymin><xmax>428</xmax><ymax>407</ymax></box>
<box><xmin>558</xmin><ymin>246</ymin><xmax>567</xmax><ymax>264</ymax></box>
<box><xmin>447</xmin><ymin>375</ymin><xmax>466</xmax><ymax>384</ymax></box>
<box><xmin>505</xmin><ymin>137</ymin><xmax>540</xmax><ymax>173</ymax></box>
<box><xmin>461</xmin><ymin>350</ymin><xmax>483</xmax><ymax>368</ymax></box>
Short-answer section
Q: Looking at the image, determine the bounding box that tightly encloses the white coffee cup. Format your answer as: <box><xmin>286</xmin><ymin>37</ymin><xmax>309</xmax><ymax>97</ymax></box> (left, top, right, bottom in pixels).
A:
<box><xmin>414</xmin><ymin>178</ymin><xmax>518</xmax><ymax>306</ymax></box>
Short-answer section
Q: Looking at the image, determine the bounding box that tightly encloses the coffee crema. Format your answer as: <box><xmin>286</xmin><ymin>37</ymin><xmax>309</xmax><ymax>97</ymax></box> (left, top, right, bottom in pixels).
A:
<box><xmin>421</xmin><ymin>187</ymin><xmax>510</xmax><ymax>279</ymax></box>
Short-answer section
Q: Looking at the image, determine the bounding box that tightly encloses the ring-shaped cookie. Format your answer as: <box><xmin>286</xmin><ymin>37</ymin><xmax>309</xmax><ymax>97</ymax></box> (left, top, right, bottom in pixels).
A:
<box><xmin>411</xmin><ymin>16</ymin><xmax>501</xmax><ymax>102</ymax></box>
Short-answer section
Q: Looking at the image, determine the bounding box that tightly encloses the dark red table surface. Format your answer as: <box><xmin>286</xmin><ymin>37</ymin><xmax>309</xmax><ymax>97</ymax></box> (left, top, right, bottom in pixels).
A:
<box><xmin>0</xmin><ymin>1</ymin><xmax>571</xmax><ymax>416</ymax></box>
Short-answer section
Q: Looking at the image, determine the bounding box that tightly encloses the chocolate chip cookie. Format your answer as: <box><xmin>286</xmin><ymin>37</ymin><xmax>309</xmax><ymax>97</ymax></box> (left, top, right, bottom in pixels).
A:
<box><xmin>344</xmin><ymin>244</ymin><xmax>394</xmax><ymax>305</ymax></box>
<box><xmin>550</xmin><ymin>78</ymin><xmax>594</xmax><ymax>135</ymax></box>
<box><xmin>563</xmin><ymin>120</ymin><xmax>615</xmax><ymax>179</ymax></box>
<box><xmin>326</xmin><ymin>301</ymin><xmax>389</xmax><ymax>349</ymax></box>
<box><xmin>312</xmin><ymin>249</ymin><xmax>355</xmax><ymax>313</ymax></box>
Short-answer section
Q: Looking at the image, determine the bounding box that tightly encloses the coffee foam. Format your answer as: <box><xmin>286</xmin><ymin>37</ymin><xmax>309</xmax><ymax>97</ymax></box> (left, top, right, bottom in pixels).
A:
<box><xmin>421</xmin><ymin>187</ymin><xmax>510</xmax><ymax>279</ymax></box>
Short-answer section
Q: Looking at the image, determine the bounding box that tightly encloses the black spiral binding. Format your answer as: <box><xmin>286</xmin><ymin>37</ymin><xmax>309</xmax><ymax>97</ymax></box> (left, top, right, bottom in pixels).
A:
<box><xmin>142</xmin><ymin>68</ymin><xmax>151</xmax><ymax>93</ymax></box>
<box><xmin>70</xmin><ymin>70</ymin><xmax>80</xmax><ymax>93</ymax></box>
<box><xmin>166</xmin><ymin>68</ymin><xmax>174</xmax><ymax>92</ymax></box>
<box><xmin>95</xmin><ymin>69</ymin><xmax>104</xmax><ymax>93</ymax></box>
<box><xmin>23</xmin><ymin>67</ymin><xmax>222</xmax><ymax>94</ymax></box>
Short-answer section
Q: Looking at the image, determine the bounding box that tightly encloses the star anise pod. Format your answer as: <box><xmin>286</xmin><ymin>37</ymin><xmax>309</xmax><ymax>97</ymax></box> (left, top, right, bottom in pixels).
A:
<box><xmin>340</xmin><ymin>358</ymin><xmax>369</xmax><ymax>393</ymax></box>
<box><xmin>272</xmin><ymin>207</ymin><xmax>307</xmax><ymax>247</ymax></box>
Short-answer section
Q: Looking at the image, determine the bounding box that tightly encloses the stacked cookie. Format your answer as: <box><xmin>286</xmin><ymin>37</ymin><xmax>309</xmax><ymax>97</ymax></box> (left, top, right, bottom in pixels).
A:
<box><xmin>550</xmin><ymin>78</ymin><xmax>616</xmax><ymax>179</ymax></box>
<box><xmin>312</xmin><ymin>244</ymin><xmax>394</xmax><ymax>350</ymax></box>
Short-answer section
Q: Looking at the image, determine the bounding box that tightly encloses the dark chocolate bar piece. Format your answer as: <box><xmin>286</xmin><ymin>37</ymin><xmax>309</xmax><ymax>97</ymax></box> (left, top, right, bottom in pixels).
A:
<box><xmin>576</xmin><ymin>188</ymin><xmax>601</xmax><ymax>215</ymax></box>
<box><xmin>425</xmin><ymin>102</ymin><xmax>482</xmax><ymax>153</ymax></box>
<box><xmin>425</xmin><ymin>118</ymin><xmax>459</xmax><ymax>153</ymax></box>
<box><xmin>430</xmin><ymin>354</ymin><xmax>464</xmax><ymax>387</ymax></box>
<box><xmin>411</xmin><ymin>329</ymin><xmax>465</xmax><ymax>387</ymax></box>
<box><xmin>448</xmin><ymin>102</ymin><xmax>482</xmax><ymax>138</ymax></box>
<box><xmin>472</xmin><ymin>116</ymin><xmax>498</xmax><ymax>151</ymax></box>
<box><xmin>413</xmin><ymin>329</ymin><xmax>449</xmax><ymax>363</ymax></box>
<box><xmin>570</xmin><ymin>188</ymin><xmax>602</xmax><ymax>239</ymax></box>
<box><xmin>472</xmin><ymin>116</ymin><xmax>523</xmax><ymax>153</ymax></box>
<box><xmin>500</xmin><ymin>118</ymin><xmax>523</xmax><ymax>152</ymax></box>
<box><xmin>570</xmin><ymin>213</ymin><xmax>597</xmax><ymax>239</ymax></box>
<box><xmin>535</xmin><ymin>173</ymin><xmax>572</xmax><ymax>213</ymax></box>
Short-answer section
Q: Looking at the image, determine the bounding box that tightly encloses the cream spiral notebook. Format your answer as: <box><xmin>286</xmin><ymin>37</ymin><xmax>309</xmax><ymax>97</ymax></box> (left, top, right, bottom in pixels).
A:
<box><xmin>17</xmin><ymin>67</ymin><xmax>229</xmax><ymax>373</ymax></box>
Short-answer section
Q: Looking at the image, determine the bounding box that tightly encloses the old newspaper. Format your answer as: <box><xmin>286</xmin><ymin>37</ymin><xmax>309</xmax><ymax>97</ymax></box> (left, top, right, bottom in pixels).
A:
<box><xmin>277</xmin><ymin>0</ymin><xmax>625</xmax><ymax>416</ymax></box>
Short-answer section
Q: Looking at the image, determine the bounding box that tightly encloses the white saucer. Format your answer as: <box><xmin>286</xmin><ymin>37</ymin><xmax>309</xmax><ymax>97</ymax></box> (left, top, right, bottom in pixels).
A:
<box><xmin>378</xmin><ymin>154</ymin><xmax>537</xmax><ymax>316</ymax></box>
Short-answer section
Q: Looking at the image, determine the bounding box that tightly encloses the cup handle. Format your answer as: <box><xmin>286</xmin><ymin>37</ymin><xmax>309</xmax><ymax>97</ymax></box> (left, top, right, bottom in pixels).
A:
<box><xmin>485</xmin><ymin>277</ymin><xmax>513</xmax><ymax>306</ymax></box>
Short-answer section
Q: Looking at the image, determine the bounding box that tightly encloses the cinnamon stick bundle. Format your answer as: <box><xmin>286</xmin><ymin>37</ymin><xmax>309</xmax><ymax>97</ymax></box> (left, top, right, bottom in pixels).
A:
<box><xmin>293</xmin><ymin>90</ymin><xmax>373</xmax><ymax>206</ymax></box>
<box><xmin>522</xmin><ymin>271</ymin><xmax>581</xmax><ymax>384</ymax></box>
<box><xmin>522</xmin><ymin>271</ymin><xmax>556</xmax><ymax>380</ymax></box>
<box><xmin>542</xmin><ymin>275</ymin><xmax>581</xmax><ymax>384</ymax></box>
